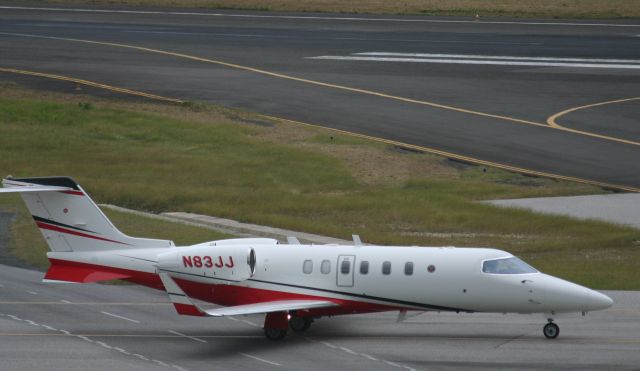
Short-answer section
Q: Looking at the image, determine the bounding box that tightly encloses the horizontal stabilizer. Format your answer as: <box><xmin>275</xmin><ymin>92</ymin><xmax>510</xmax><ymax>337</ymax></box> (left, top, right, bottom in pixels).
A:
<box><xmin>0</xmin><ymin>185</ymin><xmax>73</xmax><ymax>193</ymax></box>
<box><xmin>158</xmin><ymin>272</ymin><xmax>337</xmax><ymax>317</ymax></box>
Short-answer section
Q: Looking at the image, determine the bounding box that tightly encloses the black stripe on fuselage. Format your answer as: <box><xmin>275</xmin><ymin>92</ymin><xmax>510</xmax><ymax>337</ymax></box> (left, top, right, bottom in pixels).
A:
<box><xmin>117</xmin><ymin>255</ymin><xmax>158</xmax><ymax>263</ymax></box>
<box><xmin>248</xmin><ymin>278</ymin><xmax>471</xmax><ymax>312</ymax></box>
<box><xmin>160</xmin><ymin>269</ymin><xmax>471</xmax><ymax>312</ymax></box>
<box><xmin>32</xmin><ymin>215</ymin><xmax>96</xmax><ymax>233</ymax></box>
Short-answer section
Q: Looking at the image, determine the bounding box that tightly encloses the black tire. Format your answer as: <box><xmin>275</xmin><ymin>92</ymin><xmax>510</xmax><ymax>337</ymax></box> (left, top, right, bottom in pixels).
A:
<box><xmin>289</xmin><ymin>316</ymin><xmax>313</xmax><ymax>333</ymax></box>
<box><xmin>543</xmin><ymin>322</ymin><xmax>559</xmax><ymax>339</ymax></box>
<box><xmin>264</xmin><ymin>327</ymin><xmax>287</xmax><ymax>341</ymax></box>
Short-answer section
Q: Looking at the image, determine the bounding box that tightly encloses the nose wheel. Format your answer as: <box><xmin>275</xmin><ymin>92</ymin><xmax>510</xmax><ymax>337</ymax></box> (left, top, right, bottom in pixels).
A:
<box><xmin>543</xmin><ymin>321</ymin><xmax>559</xmax><ymax>339</ymax></box>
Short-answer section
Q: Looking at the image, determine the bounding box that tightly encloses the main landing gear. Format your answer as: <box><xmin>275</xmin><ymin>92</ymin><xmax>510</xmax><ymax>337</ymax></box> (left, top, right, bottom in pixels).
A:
<box><xmin>289</xmin><ymin>314</ymin><xmax>313</xmax><ymax>333</ymax></box>
<box><xmin>263</xmin><ymin>312</ymin><xmax>315</xmax><ymax>340</ymax></box>
<box><xmin>263</xmin><ymin>312</ymin><xmax>288</xmax><ymax>341</ymax></box>
<box><xmin>543</xmin><ymin>320</ymin><xmax>559</xmax><ymax>339</ymax></box>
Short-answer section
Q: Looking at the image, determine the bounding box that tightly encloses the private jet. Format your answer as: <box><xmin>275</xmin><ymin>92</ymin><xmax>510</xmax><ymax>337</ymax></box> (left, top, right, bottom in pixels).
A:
<box><xmin>0</xmin><ymin>176</ymin><xmax>613</xmax><ymax>340</ymax></box>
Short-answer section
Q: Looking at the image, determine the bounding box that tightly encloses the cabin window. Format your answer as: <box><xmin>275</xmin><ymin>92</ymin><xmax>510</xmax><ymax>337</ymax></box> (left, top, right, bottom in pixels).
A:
<box><xmin>404</xmin><ymin>262</ymin><xmax>414</xmax><ymax>276</ymax></box>
<box><xmin>360</xmin><ymin>261</ymin><xmax>369</xmax><ymax>274</ymax></box>
<box><xmin>482</xmin><ymin>257</ymin><xmax>537</xmax><ymax>274</ymax></box>
<box><xmin>303</xmin><ymin>259</ymin><xmax>313</xmax><ymax>274</ymax></box>
<box><xmin>321</xmin><ymin>259</ymin><xmax>331</xmax><ymax>274</ymax></box>
<box><xmin>382</xmin><ymin>261</ymin><xmax>391</xmax><ymax>275</ymax></box>
<box><xmin>341</xmin><ymin>260</ymin><xmax>351</xmax><ymax>274</ymax></box>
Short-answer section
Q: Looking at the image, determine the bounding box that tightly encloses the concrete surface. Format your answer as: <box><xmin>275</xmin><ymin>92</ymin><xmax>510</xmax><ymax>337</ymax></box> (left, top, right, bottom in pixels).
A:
<box><xmin>1</xmin><ymin>263</ymin><xmax>640</xmax><ymax>371</ymax></box>
<box><xmin>487</xmin><ymin>193</ymin><xmax>640</xmax><ymax>229</ymax></box>
<box><xmin>101</xmin><ymin>204</ymin><xmax>352</xmax><ymax>244</ymax></box>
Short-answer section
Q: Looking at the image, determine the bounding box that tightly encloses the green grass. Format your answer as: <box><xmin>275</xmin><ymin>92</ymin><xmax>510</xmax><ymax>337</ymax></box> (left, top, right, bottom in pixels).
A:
<box><xmin>35</xmin><ymin>0</ymin><xmax>640</xmax><ymax>19</ymax></box>
<box><xmin>0</xmin><ymin>91</ymin><xmax>639</xmax><ymax>289</ymax></box>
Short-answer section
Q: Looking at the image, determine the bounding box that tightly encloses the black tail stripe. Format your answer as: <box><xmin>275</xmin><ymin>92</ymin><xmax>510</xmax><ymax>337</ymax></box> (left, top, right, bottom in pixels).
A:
<box><xmin>11</xmin><ymin>177</ymin><xmax>80</xmax><ymax>190</ymax></box>
<box><xmin>32</xmin><ymin>215</ymin><xmax>96</xmax><ymax>234</ymax></box>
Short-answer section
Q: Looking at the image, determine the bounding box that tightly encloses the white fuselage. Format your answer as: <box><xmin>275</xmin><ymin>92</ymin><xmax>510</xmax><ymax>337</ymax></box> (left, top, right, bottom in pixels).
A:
<box><xmin>48</xmin><ymin>238</ymin><xmax>612</xmax><ymax>315</ymax></box>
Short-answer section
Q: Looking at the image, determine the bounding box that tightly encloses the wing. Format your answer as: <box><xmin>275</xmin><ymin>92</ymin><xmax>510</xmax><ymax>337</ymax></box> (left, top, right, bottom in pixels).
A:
<box><xmin>158</xmin><ymin>273</ymin><xmax>337</xmax><ymax>317</ymax></box>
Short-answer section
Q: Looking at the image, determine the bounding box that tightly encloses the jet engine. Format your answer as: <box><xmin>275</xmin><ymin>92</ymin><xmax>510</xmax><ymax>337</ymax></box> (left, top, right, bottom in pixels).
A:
<box><xmin>157</xmin><ymin>241</ymin><xmax>258</xmax><ymax>282</ymax></box>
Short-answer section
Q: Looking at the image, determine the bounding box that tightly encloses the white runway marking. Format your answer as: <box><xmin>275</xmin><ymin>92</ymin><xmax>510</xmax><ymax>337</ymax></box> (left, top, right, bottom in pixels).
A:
<box><xmin>27</xmin><ymin>290</ymin><xmax>38</xmax><ymax>295</ymax></box>
<box><xmin>356</xmin><ymin>52</ymin><xmax>640</xmax><ymax>64</ymax></box>
<box><xmin>153</xmin><ymin>359</ymin><xmax>171</xmax><ymax>367</ymax></box>
<box><xmin>100</xmin><ymin>311</ymin><xmax>140</xmax><ymax>324</ymax></box>
<box><xmin>307</xmin><ymin>337</ymin><xmax>415</xmax><ymax>371</ymax></box>
<box><xmin>168</xmin><ymin>330</ymin><xmax>207</xmax><ymax>343</ymax></box>
<box><xmin>227</xmin><ymin>316</ymin><xmax>261</xmax><ymax>327</ymax></box>
<box><xmin>309</xmin><ymin>54</ymin><xmax>640</xmax><ymax>69</ymax></box>
<box><xmin>60</xmin><ymin>299</ymin><xmax>72</xmax><ymax>304</ymax></box>
<box><xmin>1</xmin><ymin>6</ymin><xmax>640</xmax><ymax>27</ymax></box>
<box><xmin>238</xmin><ymin>352</ymin><xmax>281</xmax><ymax>366</ymax></box>
<box><xmin>3</xmin><ymin>314</ymin><xmax>183</xmax><ymax>370</ymax></box>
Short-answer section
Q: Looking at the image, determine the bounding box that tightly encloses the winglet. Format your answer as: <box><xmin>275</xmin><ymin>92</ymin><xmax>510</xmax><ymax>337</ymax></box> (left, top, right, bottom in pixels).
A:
<box><xmin>158</xmin><ymin>272</ymin><xmax>207</xmax><ymax>317</ymax></box>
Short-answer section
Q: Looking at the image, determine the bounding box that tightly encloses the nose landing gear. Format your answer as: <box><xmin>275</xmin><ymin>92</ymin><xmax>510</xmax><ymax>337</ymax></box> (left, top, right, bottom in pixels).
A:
<box><xmin>543</xmin><ymin>320</ymin><xmax>559</xmax><ymax>339</ymax></box>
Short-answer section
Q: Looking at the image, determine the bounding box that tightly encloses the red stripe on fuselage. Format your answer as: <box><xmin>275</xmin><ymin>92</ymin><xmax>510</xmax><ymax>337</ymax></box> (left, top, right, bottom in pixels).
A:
<box><xmin>45</xmin><ymin>259</ymin><xmax>402</xmax><ymax>317</ymax></box>
<box><xmin>47</xmin><ymin>258</ymin><xmax>162</xmax><ymax>288</ymax></box>
<box><xmin>173</xmin><ymin>303</ymin><xmax>205</xmax><ymax>316</ymax></box>
<box><xmin>36</xmin><ymin>221</ymin><xmax>129</xmax><ymax>245</ymax></box>
<box><xmin>173</xmin><ymin>278</ymin><xmax>401</xmax><ymax>317</ymax></box>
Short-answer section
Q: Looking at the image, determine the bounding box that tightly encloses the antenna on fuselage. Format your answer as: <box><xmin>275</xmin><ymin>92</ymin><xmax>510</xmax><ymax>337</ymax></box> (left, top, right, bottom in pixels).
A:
<box><xmin>287</xmin><ymin>236</ymin><xmax>301</xmax><ymax>245</ymax></box>
<box><xmin>352</xmin><ymin>234</ymin><xmax>362</xmax><ymax>246</ymax></box>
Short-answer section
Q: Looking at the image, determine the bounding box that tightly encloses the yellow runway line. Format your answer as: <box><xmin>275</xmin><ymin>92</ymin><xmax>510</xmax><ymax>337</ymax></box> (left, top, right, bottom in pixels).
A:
<box><xmin>2</xmin><ymin>65</ymin><xmax>638</xmax><ymax>192</ymax></box>
<box><xmin>548</xmin><ymin>97</ymin><xmax>640</xmax><ymax>128</ymax></box>
<box><xmin>264</xmin><ymin>114</ymin><xmax>640</xmax><ymax>193</ymax></box>
<box><xmin>2</xmin><ymin>32</ymin><xmax>639</xmax><ymax>147</ymax></box>
<box><xmin>0</xmin><ymin>67</ymin><xmax>184</xmax><ymax>104</ymax></box>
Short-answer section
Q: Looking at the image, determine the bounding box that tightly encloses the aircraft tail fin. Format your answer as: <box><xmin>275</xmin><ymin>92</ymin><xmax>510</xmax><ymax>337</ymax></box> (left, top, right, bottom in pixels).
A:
<box><xmin>1</xmin><ymin>176</ymin><xmax>174</xmax><ymax>252</ymax></box>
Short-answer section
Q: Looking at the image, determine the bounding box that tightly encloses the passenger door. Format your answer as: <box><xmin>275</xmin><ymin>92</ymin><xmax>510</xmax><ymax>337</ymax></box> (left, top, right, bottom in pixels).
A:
<box><xmin>337</xmin><ymin>255</ymin><xmax>355</xmax><ymax>287</ymax></box>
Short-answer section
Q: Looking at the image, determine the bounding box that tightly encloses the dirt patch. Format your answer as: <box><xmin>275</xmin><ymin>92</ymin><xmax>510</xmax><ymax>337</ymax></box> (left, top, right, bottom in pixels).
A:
<box><xmin>298</xmin><ymin>142</ymin><xmax>458</xmax><ymax>186</ymax></box>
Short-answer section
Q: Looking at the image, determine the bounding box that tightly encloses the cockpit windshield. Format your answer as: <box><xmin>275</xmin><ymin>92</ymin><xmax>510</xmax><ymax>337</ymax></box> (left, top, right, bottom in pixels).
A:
<box><xmin>482</xmin><ymin>257</ymin><xmax>537</xmax><ymax>274</ymax></box>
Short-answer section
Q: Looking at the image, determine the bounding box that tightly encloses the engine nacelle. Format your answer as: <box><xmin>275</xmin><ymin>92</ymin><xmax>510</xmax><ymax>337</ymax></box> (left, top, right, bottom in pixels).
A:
<box><xmin>158</xmin><ymin>242</ymin><xmax>257</xmax><ymax>282</ymax></box>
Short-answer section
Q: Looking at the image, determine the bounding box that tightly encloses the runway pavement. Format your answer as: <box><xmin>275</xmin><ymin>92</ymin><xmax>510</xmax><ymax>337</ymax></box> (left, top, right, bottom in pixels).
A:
<box><xmin>0</xmin><ymin>5</ymin><xmax>639</xmax><ymax>189</ymax></box>
<box><xmin>1</xmin><ymin>262</ymin><xmax>640</xmax><ymax>370</ymax></box>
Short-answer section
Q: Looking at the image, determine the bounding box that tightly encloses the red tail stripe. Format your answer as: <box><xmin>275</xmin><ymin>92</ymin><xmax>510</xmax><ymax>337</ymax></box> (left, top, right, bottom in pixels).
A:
<box><xmin>60</xmin><ymin>190</ymin><xmax>84</xmax><ymax>196</ymax></box>
<box><xmin>36</xmin><ymin>221</ymin><xmax>129</xmax><ymax>245</ymax></box>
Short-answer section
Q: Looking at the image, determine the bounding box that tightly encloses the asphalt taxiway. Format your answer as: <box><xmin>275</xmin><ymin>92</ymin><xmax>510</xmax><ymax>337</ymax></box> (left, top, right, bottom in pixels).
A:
<box><xmin>1</xmin><ymin>7</ymin><xmax>639</xmax><ymax>368</ymax></box>
<box><xmin>1</xmin><ymin>263</ymin><xmax>640</xmax><ymax>370</ymax></box>
<box><xmin>0</xmin><ymin>5</ymin><xmax>639</xmax><ymax>189</ymax></box>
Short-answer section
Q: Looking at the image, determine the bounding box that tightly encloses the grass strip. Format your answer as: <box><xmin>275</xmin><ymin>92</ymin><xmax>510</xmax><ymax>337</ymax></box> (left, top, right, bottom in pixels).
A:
<box><xmin>0</xmin><ymin>86</ymin><xmax>638</xmax><ymax>289</ymax></box>
<box><xmin>34</xmin><ymin>0</ymin><xmax>640</xmax><ymax>19</ymax></box>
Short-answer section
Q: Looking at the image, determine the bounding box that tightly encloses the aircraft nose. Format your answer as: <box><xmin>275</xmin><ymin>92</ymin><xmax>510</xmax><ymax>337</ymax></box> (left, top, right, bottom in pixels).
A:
<box><xmin>585</xmin><ymin>290</ymin><xmax>614</xmax><ymax>311</ymax></box>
